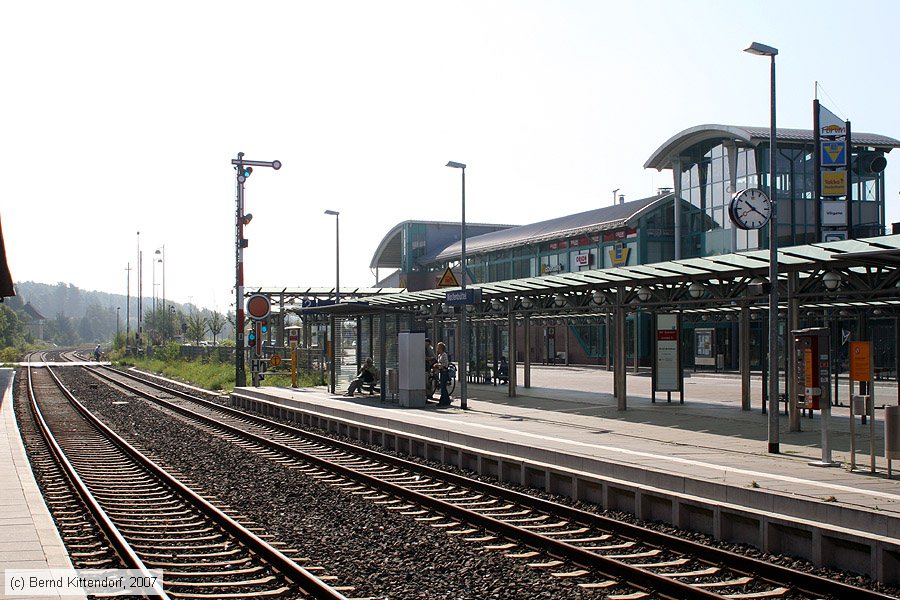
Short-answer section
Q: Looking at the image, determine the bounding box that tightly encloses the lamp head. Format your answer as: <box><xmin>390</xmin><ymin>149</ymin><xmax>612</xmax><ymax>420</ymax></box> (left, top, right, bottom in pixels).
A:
<box><xmin>744</xmin><ymin>41</ymin><xmax>778</xmax><ymax>57</ymax></box>
<box><xmin>324</xmin><ymin>209</ymin><xmax>339</xmax><ymax>216</ymax></box>
<box><xmin>446</xmin><ymin>161</ymin><xmax>466</xmax><ymax>169</ymax></box>
<box><xmin>822</xmin><ymin>270</ymin><xmax>842</xmax><ymax>291</ymax></box>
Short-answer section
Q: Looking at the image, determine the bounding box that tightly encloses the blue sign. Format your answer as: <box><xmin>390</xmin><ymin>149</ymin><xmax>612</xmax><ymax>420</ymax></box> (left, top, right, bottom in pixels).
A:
<box><xmin>445</xmin><ymin>288</ymin><xmax>482</xmax><ymax>306</ymax></box>
<box><xmin>821</xmin><ymin>140</ymin><xmax>847</xmax><ymax>167</ymax></box>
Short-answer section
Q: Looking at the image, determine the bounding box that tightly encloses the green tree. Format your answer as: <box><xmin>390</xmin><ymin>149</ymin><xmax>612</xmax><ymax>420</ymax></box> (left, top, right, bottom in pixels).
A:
<box><xmin>0</xmin><ymin>305</ymin><xmax>26</xmax><ymax>348</ymax></box>
<box><xmin>49</xmin><ymin>312</ymin><xmax>77</xmax><ymax>346</ymax></box>
<box><xmin>186</xmin><ymin>313</ymin><xmax>208</xmax><ymax>345</ymax></box>
<box><xmin>207</xmin><ymin>312</ymin><xmax>226</xmax><ymax>344</ymax></box>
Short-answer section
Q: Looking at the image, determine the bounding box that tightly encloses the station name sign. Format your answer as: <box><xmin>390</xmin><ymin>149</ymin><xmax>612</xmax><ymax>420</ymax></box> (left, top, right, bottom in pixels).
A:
<box><xmin>445</xmin><ymin>288</ymin><xmax>482</xmax><ymax>306</ymax></box>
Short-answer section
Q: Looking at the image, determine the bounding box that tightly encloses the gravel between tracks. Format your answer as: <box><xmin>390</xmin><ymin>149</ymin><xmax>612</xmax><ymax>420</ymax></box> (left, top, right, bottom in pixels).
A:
<box><xmin>51</xmin><ymin>367</ymin><xmax>900</xmax><ymax>599</ymax></box>
<box><xmin>57</xmin><ymin>367</ymin><xmax>594</xmax><ymax>599</ymax></box>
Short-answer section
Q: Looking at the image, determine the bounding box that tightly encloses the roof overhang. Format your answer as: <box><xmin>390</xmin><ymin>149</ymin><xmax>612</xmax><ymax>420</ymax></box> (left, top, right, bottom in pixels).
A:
<box><xmin>644</xmin><ymin>125</ymin><xmax>754</xmax><ymax>171</ymax></box>
<box><xmin>645</xmin><ymin>124</ymin><xmax>900</xmax><ymax>172</ymax></box>
<box><xmin>297</xmin><ymin>301</ymin><xmax>415</xmax><ymax>317</ymax></box>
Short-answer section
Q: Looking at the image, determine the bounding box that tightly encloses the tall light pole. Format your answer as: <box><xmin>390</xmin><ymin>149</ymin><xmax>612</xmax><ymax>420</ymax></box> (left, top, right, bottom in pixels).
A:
<box><xmin>745</xmin><ymin>41</ymin><xmax>780</xmax><ymax>453</ymax></box>
<box><xmin>446</xmin><ymin>161</ymin><xmax>468</xmax><ymax>409</ymax></box>
<box><xmin>152</xmin><ymin>256</ymin><xmax>157</xmax><ymax>313</ymax></box>
<box><xmin>156</xmin><ymin>246</ymin><xmax>165</xmax><ymax>339</ymax></box>
<box><xmin>324</xmin><ymin>210</ymin><xmax>340</xmax><ymax>303</ymax></box>
<box><xmin>125</xmin><ymin>263</ymin><xmax>131</xmax><ymax>348</ymax></box>
<box><xmin>231</xmin><ymin>152</ymin><xmax>282</xmax><ymax>388</ymax></box>
<box><xmin>324</xmin><ymin>209</ymin><xmax>340</xmax><ymax>394</ymax></box>
<box><xmin>116</xmin><ymin>307</ymin><xmax>120</xmax><ymax>340</ymax></box>
<box><xmin>137</xmin><ymin>231</ymin><xmax>142</xmax><ymax>348</ymax></box>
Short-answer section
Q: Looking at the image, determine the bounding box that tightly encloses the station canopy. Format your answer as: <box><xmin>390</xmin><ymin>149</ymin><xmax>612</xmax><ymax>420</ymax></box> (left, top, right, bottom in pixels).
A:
<box><xmin>357</xmin><ymin>233</ymin><xmax>900</xmax><ymax>317</ymax></box>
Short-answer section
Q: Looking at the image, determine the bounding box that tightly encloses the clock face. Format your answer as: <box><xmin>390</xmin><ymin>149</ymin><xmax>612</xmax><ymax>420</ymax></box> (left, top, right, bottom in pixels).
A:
<box><xmin>729</xmin><ymin>188</ymin><xmax>771</xmax><ymax>230</ymax></box>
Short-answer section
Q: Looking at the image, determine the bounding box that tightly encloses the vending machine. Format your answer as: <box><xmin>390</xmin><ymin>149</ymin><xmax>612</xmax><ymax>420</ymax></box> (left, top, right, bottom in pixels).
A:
<box><xmin>793</xmin><ymin>327</ymin><xmax>831</xmax><ymax>410</ymax></box>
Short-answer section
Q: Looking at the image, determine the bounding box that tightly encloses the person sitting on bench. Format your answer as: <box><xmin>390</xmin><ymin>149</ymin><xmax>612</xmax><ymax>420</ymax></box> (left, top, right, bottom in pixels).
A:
<box><xmin>496</xmin><ymin>356</ymin><xmax>509</xmax><ymax>385</ymax></box>
<box><xmin>345</xmin><ymin>357</ymin><xmax>379</xmax><ymax>397</ymax></box>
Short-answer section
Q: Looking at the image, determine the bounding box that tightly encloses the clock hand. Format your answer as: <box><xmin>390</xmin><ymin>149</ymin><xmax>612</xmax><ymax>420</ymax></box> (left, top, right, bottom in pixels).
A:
<box><xmin>745</xmin><ymin>204</ymin><xmax>766</xmax><ymax>218</ymax></box>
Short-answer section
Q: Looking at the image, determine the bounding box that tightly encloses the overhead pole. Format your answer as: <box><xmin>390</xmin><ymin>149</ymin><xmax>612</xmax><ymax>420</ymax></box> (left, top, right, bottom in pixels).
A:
<box><xmin>232</xmin><ymin>152</ymin><xmax>282</xmax><ymax>388</ymax></box>
<box><xmin>744</xmin><ymin>41</ymin><xmax>780</xmax><ymax>453</ymax></box>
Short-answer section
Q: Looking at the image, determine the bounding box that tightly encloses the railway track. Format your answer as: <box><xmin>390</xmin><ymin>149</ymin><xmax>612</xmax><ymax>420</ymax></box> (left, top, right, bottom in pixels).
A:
<box><xmin>87</xmin><ymin>364</ymin><xmax>896</xmax><ymax>600</ymax></box>
<box><xmin>25</xmin><ymin>361</ymin><xmax>350</xmax><ymax>600</ymax></box>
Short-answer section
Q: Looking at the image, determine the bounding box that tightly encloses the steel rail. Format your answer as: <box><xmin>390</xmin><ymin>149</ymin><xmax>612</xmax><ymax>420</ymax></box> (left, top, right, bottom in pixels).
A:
<box><xmin>92</xmin><ymin>368</ymin><xmax>735</xmax><ymax>599</ymax></box>
<box><xmin>26</xmin><ymin>362</ymin><xmax>170</xmax><ymax>599</ymax></box>
<box><xmin>104</xmin><ymin>365</ymin><xmax>896</xmax><ymax>599</ymax></box>
<box><xmin>42</xmin><ymin>364</ymin><xmax>348</xmax><ymax>600</ymax></box>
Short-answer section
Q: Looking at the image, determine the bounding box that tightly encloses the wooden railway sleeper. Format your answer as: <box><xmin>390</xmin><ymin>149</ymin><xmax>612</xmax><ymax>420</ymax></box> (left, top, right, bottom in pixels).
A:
<box><xmin>165</xmin><ymin>575</ymin><xmax>279</xmax><ymax>588</ymax></box>
<box><xmin>164</xmin><ymin>586</ymin><xmax>293</xmax><ymax>599</ymax></box>
<box><xmin>141</xmin><ymin>556</ymin><xmax>254</xmax><ymax>568</ymax></box>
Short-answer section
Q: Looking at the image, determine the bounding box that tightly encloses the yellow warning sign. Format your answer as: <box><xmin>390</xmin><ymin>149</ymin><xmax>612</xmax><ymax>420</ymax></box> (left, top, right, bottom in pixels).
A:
<box><xmin>437</xmin><ymin>267</ymin><xmax>460</xmax><ymax>287</ymax></box>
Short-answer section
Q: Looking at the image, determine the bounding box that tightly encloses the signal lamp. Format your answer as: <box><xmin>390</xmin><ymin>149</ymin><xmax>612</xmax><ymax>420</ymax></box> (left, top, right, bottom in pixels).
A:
<box><xmin>237</xmin><ymin>165</ymin><xmax>253</xmax><ymax>183</ymax></box>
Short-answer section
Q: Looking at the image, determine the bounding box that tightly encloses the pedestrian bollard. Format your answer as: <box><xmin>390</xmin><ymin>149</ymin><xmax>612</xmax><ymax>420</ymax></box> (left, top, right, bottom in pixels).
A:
<box><xmin>886</xmin><ymin>405</ymin><xmax>900</xmax><ymax>479</ymax></box>
<box><xmin>850</xmin><ymin>395</ymin><xmax>869</xmax><ymax>471</ymax></box>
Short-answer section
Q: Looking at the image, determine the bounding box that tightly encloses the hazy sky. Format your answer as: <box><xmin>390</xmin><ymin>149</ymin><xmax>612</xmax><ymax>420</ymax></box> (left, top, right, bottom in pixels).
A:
<box><xmin>4</xmin><ymin>0</ymin><xmax>899</xmax><ymax>316</ymax></box>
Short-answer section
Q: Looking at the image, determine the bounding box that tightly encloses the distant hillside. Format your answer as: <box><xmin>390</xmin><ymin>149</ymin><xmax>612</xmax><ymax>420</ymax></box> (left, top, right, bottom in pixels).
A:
<box><xmin>16</xmin><ymin>281</ymin><xmax>123</xmax><ymax>319</ymax></box>
<box><xmin>15</xmin><ymin>281</ymin><xmax>200</xmax><ymax>319</ymax></box>
<box><xmin>12</xmin><ymin>281</ymin><xmax>228</xmax><ymax>345</ymax></box>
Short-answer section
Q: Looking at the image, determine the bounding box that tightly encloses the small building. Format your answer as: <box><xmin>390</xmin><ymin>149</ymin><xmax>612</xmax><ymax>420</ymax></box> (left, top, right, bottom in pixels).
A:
<box><xmin>21</xmin><ymin>302</ymin><xmax>45</xmax><ymax>340</ymax></box>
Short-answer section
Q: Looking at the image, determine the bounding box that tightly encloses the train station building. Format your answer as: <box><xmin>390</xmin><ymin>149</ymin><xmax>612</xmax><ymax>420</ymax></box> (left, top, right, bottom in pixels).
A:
<box><xmin>362</xmin><ymin>124</ymin><xmax>900</xmax><ymax>373</ymax></box>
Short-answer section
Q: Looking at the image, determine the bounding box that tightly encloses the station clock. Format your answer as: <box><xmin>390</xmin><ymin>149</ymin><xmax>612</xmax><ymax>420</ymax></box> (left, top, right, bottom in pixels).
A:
<box><xmin>729</xmin><ymin>188</ymin><xmax>772</xmax><ymax>230</ymax></box>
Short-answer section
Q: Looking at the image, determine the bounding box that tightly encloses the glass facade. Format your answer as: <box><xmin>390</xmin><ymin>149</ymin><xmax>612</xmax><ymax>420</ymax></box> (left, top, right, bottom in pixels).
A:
<box><xmin>383</xmin><ymin>129</ymin><xmax>894</xmax><ymax>369</ymax></box>
<box><xmin>677</xmin><ymin>139</ymin><xmax>887</xmax><ymax>256</ymax></box>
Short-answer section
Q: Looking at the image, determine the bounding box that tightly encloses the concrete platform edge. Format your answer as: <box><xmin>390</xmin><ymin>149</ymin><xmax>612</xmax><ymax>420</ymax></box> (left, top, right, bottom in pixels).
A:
<box><xmin>232</xmin><ymin>388</ymin><xmax>900</xmax><ymax>583</ymax></box>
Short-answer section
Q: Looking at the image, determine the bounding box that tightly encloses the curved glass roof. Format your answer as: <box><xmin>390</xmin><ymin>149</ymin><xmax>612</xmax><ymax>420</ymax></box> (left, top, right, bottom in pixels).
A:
<box><xmin>645</xmin><ymin>124</ymin><xmax>900</xmax><ymax>171</ymax></box>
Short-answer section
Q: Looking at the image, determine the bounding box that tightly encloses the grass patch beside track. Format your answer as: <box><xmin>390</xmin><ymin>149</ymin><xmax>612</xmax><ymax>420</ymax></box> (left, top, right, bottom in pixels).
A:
<box><xmin>115</xmin><ymin>348</ymin><xmax>322</xmax><ymax>393</ymax></box>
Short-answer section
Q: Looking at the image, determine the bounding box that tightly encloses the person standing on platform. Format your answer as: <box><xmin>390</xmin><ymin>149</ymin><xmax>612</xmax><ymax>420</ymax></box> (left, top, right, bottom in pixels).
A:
<box><xmin>435</xmin><ymin>342</ymin><xmax>451</xmax><ymax>405</ymax></box>
<box><xmin>425</xmin><ymin>338</ymin><xmax>436</xmax><ymax>399</ymax></box>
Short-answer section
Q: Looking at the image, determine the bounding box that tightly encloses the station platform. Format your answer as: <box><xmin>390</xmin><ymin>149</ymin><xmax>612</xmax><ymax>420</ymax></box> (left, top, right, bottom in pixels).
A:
<box><xmin>0</xmin><ymin>369</ymin><xmax>84</xmax><ymax>599</ymax></box>
<box><xmin>233</xmin><ymin>364</ymin><xmax>900</xmax><ymax>583</ymax></box>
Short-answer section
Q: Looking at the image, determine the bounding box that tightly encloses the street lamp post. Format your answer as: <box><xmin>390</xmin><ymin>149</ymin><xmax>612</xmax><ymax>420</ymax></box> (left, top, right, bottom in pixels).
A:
<box><xmin>324</xmin><ymin>209</ymin><xmax>340</xmax><ymax>394</ymax></box>
<box><xmin>116</xmin><ymin>307</ymin><xmax>120</xmax><ymax>340</ymax></box>
<box><xmin>446</xmin><ymin>161</ymin><xmax>468</xmax><ymax>409</ymax></box>
<box><xmin>324</xmin><ymin>211</ymin><xmax>340</xmax><ymax>303</ymax></box>
<box><xmin>231</xmin><ymin>152</ymin><xmax>282</xmax><ymax>388</ymax></box>
<box><xmin>745</xmin><ymin>41</ymin><xmax>780</xmax><ymax>453</ymax></box>
<box><xmin>156</xmin><ymin>246</ymin><xmax>165</xmax><ymax>339</ymax></box>
<box><xmin>125</xmin><ymin>263</ymin><xmax>131</xmax><ymax>348</ymax></box>
<box><xmin>137</xmin><ymin>232</ymin><xmax>142</xmax><ymax>349</ymax></box>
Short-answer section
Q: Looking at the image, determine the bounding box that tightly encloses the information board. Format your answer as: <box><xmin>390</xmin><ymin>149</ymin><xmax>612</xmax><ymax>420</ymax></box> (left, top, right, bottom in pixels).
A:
<box><xmin>849</xmin><ymin>341</ymin><xmax>871</xmax><ymax>382</ymax></box>
<box><xmin>654</xmin><ymin>313</ymin><xmax>681</xmax><ymax>392</ymax></box>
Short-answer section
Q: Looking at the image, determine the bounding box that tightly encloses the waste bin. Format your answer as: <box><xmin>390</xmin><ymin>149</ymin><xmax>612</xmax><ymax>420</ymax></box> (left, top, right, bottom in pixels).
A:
<box><xmin>387</xmin><ymin>368</ymin><xmax>399</xmax><ymax>400</ymax></box>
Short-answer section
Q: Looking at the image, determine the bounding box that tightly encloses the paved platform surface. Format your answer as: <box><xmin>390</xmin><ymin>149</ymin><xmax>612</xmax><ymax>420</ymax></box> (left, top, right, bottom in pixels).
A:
<box><xmin>242</xmin><ymin>364</ymin><xmax>900</xmax><ymax>537</ymax></box>
<box><xmin>0</xmin><ymin>369</ymin><xmax>84</xmax><ymax>599</ymax></box>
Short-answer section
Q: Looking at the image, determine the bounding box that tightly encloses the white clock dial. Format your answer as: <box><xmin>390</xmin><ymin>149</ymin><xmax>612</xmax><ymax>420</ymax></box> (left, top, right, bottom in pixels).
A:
<box><xmin>729</xmin><ymin>188</ymin><xmax>772</xmax><ymax>230</ymax></box>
